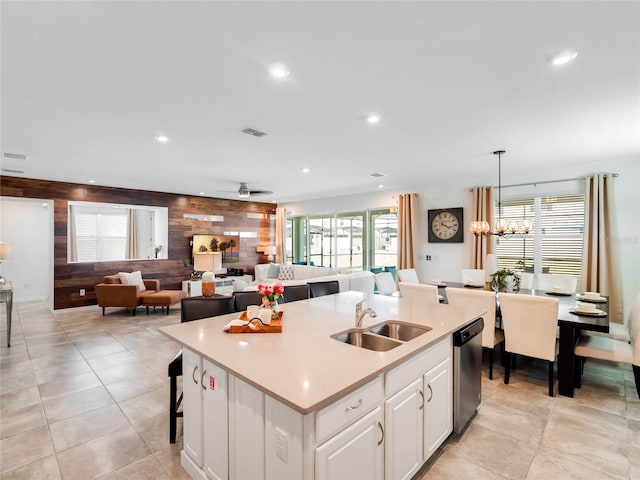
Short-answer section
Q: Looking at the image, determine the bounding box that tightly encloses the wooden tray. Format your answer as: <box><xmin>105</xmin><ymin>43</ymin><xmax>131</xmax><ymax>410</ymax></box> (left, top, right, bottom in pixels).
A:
<box><xmin>228</xmin><ymin>311</ymin><xmax>283</xmax><ymax>333</ymax></box>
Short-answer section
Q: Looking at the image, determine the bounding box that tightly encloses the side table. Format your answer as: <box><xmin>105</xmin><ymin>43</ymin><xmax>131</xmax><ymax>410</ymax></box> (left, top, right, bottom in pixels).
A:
<box><xmin>1</xmin><ymin>281</ymin><xmax>14</xmax><ymax>347</ymax></box>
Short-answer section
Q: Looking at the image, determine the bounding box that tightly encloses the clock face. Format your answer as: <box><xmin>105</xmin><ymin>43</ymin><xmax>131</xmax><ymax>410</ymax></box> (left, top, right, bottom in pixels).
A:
<box><xmin>428</xmin><ymin>208</ymin><xmax>464</xmax><ymax>243</ymax></box>
<box><xmin>432</xmin><ymin>212</ymin><xmax>459</xmax><ymax>239</ymax></box>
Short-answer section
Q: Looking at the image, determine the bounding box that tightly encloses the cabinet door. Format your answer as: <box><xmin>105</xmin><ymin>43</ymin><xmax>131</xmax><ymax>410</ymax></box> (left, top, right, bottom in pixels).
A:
<box><xmin>384</xmin><ymin>378</ymin><xmax>423</xmax><ymax>480</ymax></box>
<box><xmin>315</xmin><ymin>407</ymin><xmax>383</xmax><ymax>480</ymax></box>
<box><xmin>423</xmin><ymin>357</ymin><xmax>452</xmax><ymax>459</ymax></box>
<box><xmin>183</xmin><ymin>349</ymin><xmax>204</xmax><ymax>467</ymax></box>
<box><xmin>203</xmin><ymin>360</ymin><xmax>228</xmax><ymax>480</ymax></box>
<box><xmin>229</xmin><ymin>377</ymin><xmax>265</xmax><ymax>480</ymax></box>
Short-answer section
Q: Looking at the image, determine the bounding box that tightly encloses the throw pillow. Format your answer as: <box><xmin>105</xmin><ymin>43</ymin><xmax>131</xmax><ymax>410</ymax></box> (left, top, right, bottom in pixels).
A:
<box><xmin>278</xmin><ymin>265</ymin><xmax>295</xmax><ymax>281</ymax></box>
<box><xmin>267</xmin><ymin>263</ymin><xmax>281</xmax><ymax>278</ymax></box>
<box><xmin>232</xmin><ymin>278</ymin><xmax>249</xmax><ymax>292</ymax></box>
<box><xmin>118</xmin><ymin>271</ymin><xmax>146</xmax><ymax>291</ymax></box>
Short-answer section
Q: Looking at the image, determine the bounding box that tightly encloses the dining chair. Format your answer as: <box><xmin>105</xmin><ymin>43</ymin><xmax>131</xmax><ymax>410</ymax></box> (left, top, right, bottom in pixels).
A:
<box><xmin>233</xmin><ymin>291</ymin><xmax>265</xmax><ymax>312</ymax></box>
<box><xmin>536</xmin><ymin>273</ymin><xmax>578</xmax><ymax>293</ymax></box>
<box><xmin>499</xmin><ymin>293</ymin><xmax>560</xmax><ymax>396</ymax></box>
<box><xmin>518</xmin><ymin>272</ymin><xmax>536</xmax><ymax>290</ymax></box>
<box><xmin>461</xmin><ymin>269</ymin><xmax>486</xmax><ymax>287</ymax></box>
<box><xmin>169</xmin><ymin>295</ymin><xmax>235</xmax><ymax>443</ymax></box>
<box><xmin>397</xmin><ymin>268</ymin><xmax>420</xmax><ymax>284</ymax></box>
<box><xmin>446</xmin><ymin>288</ymin><xmax>503</xmax><ymax>379</ymax></box>
<box><xmin>398</xmin><ymin>282</ymin><xmax>439</xmax><ymax>304</ymax></box>
<box><xmin>281</xmin><ymin>284</ymin><xmax>309</xmax><ymax>303</ymax></box>
<box><xmin>574</xmin><ymin>292</ymin><xmax>640</xmax><ymax>398</ymax></box>
<box><xmin>308</xmin><ymin>280</ymin><xmax>340</xmax><ymax>298</ymax></box>
<box><xmin>374</xmin><ymin>272</ymin><xmax>398</xmax><ymax>296</ymax></box>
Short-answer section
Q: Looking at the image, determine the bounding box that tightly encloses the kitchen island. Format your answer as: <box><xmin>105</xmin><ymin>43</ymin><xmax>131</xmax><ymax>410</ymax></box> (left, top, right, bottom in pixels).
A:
<box><xmin>160</xmin><ymin>291</ymin><xmax>483</xmax><ymax>480</ymax></box>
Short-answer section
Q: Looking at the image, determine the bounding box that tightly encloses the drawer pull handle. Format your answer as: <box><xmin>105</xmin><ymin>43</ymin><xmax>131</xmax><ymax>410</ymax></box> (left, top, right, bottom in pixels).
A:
<box><xmin>426</xmin><ymin>384</ymin><xmax>433</xmax><ymax>403</ymax></box>
<box><xmin>345</xmin><ymin>398</ymin><xmax>363</xmax><ymax>411</ymax></box>
<box><xmin>377</xmin><ymin>421</ymin><xmax>384</xmax><ymax>446</ymax></box>
<box><xmin>200</xmin><ymin>370</ymin><xmax>207</xmax><ymax>390</ymax></box>
<box><xmin>192</xmin><ymin>366</ymin><xmax>198</xmax><ymax>384</ymax></box>
<box><xmin>418</xmin><ymin>389</ymin><xmax>425</xmax><ymax>410</ymax></box>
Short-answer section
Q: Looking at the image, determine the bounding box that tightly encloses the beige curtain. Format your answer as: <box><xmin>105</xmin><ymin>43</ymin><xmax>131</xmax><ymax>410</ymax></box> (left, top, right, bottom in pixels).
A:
<box><xmin>125</xmin><ymin>209</ymin><xmax>142</xmax><ymax>259</ymax></box>
<box><xmin>68</xmin><ymin>204</ymin><xmax>78</xmax><ymax>262</ymax></box>
<box><xmin>275</xmin><ymin>207</ymin><xmax>287</xmax><ymax>264</ymax></box>
<box><xmin>581</xmin><ymin>174</ymin><xmax>623</xmax><ymax>323</ymax></box>
<box><xmin>470</xmin><ymin>186</ymin><xmax>495</xmax><ymax>269</ymax></box>
<box><xmin>397</xmin><ymin>193</ymin><xmax>419</xmax><ymax>269</ymax></box>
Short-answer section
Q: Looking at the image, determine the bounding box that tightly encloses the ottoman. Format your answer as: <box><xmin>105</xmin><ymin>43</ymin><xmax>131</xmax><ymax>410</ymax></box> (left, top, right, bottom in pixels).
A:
<box><xmin>143</xmin><ymin>290</ymin><xmax>187</xmax><ymax>315</ymax></box>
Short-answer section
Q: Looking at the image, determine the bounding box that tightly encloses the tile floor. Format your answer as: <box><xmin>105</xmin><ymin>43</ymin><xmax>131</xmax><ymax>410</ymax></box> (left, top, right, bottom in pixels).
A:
<box><xmin>1</xmin><ymin>301</ymin><xmax>638</xmax><ymax>479</ymax></box>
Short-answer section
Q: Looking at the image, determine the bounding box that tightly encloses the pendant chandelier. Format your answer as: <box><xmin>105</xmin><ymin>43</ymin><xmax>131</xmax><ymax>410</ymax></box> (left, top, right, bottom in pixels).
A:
<box><xmin>470</xmin><ymin>150</ymin><xmax>532</xmax><ymax>237</ymax></box>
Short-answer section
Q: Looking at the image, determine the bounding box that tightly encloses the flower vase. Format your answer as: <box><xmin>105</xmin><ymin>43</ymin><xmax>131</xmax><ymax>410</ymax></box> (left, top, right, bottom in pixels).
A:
<box><xmin>263</xmin><ymin>298</ymin><xmax>280</xmax><ymax>320</ymax></box>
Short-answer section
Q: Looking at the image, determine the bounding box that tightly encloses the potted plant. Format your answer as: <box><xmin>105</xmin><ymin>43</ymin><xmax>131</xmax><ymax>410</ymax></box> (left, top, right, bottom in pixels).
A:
<box><xmin>491</xmin><ymin>268</ymin><xmax>521</xmax><ymax>293</ymax></box>
<box><xmin>154</xmin><ymin>245</ymin><xmax>162</xmax><ymax>258</ymax></box>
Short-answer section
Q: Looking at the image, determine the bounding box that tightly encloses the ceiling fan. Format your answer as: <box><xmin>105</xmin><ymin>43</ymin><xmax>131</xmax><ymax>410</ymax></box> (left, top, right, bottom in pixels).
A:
<box><xmin>237</xmin><ymin>182</ymin><xmax>273</xmax><ymax>198</ymax></box>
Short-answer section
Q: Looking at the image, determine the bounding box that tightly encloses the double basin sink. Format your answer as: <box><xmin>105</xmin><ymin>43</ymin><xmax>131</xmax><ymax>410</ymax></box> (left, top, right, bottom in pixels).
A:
<box><xmin>331</xmin><ymin>321</ymin><xmax>432</xmax><ymax>352</ymax></box>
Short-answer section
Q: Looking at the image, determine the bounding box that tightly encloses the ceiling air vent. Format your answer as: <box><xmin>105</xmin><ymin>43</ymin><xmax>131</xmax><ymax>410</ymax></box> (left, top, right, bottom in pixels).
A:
<box><xmin>369</xmin><ymin>172</ymin><xmax>387</xmax><ymax>178</ymax></box>
<box><xmin>242</xmin><ymin>128</ymin><xmax>268</xmax><ymax>137</ymax></box>
<box><xmin>2</xmin><ymin>168</ymin><xmax>25</xmax><ymax>174</ymax></box>
<box><xmin>3</xmin><ymin>152</ymin><xmax>27</xmax><ymax>160</ymax></box>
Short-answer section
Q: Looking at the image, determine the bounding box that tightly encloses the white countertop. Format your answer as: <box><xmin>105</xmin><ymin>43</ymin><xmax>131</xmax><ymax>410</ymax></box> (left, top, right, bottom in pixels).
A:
<box><xmin>160</xmin><ymin>292</ymin><xmax>483</xmax><ymax>414</ymax></box>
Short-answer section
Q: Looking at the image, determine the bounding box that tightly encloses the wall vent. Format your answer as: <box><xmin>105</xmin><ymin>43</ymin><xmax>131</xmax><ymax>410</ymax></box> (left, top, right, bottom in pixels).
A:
<box><xmin>3</xmin><ymin>152</ymin><xmax>27</xmax><ymax>160</ymax></box>
<box><xmin>368</xmin><ymin>172</ymin><xmax>386</xmax><ymax>178</ymax></box>
<box><xmin>2</xmin><ymin>168</ymin><xmax>25</xmax><ymax>174</ymax></box>
<box><xmin>242</xmin><ymin>128</ymin><xmax>268</xmax><ymax>137</ymax></box>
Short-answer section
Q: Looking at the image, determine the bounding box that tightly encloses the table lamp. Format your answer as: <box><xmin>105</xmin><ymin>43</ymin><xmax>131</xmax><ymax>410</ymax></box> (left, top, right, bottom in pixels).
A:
<box><xmin>0</xmin><ymin>242</ymin><xmax>12</xmax><ymax>284</ymax></box>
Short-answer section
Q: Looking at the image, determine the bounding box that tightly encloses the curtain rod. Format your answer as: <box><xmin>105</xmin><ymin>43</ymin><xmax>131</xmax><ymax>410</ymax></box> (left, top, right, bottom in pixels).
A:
<box><xmin>496</xmin><ymin>173</ymin><xmax>618</xmax><ymax>189</ymax></box>
<box><xmin>469</xmin><ymin>173</ymin><xmax>619</xmax><ymax>191</ymax></box>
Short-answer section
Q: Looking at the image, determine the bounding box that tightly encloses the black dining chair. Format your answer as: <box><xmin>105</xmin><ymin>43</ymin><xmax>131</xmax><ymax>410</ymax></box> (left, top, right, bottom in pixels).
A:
<box><xmin>282</xmin><ymin>285</ymin><xmax>309</xmax><ymax>303</ymax></box>
<box><xmin>168</xmin><ymin>295</ymin><xmax>235</xmax><ymax>443</ymax></box>
<box><xmin>308</xmin><ymin>280</ymin><xmax>340</xmax><ymax>298</ymax></box>
<box><xmin>232</xmin><ymin>291</ymin><xmax>265</xmax><ymax>312</ymax></box>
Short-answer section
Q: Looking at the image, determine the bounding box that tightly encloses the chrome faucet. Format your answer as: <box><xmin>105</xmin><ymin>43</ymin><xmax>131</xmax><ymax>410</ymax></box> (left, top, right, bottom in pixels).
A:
<box><xmin>355</xmin><ymin>300</ymin><xmax>377</xmax><ymax>328</ymax></box>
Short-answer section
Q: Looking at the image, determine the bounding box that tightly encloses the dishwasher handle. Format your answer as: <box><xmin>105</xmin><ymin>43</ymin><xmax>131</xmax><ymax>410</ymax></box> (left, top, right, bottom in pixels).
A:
<box><xmin>453</xmin><ymin>318</ymin><xmax>484</xmax><ymax>346</ymax></box>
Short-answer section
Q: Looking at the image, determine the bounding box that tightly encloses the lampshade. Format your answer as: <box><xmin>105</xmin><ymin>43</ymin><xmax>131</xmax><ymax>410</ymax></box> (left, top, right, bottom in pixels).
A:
<box><xmin>0</xmin><ymin>243</ymin><xmax>12</xmax><ymax>260</ymax></box>
<box><xmin>193</xmin><ymin>252</ymin><xmax>222</xmax><ymax>272</ymax></box>
<box><xmin>264</xmin><ymin>246</ymin><xmax>277</xmax><ymax>256</ymax></box>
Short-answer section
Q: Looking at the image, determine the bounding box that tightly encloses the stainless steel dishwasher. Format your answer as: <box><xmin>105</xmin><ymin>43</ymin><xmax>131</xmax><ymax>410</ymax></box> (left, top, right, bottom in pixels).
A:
<box><xmin>453</xmin><ymin>317</ymin><xmax>484</xmax><ymax>434</ymax></box>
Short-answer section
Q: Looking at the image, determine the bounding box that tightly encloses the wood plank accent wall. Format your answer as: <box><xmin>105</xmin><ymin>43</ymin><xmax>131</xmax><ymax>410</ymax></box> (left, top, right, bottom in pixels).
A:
<box><xmin>1</xmin><ymin>176</ymin><xmax>276</xmax><ymax>309</ymax></box>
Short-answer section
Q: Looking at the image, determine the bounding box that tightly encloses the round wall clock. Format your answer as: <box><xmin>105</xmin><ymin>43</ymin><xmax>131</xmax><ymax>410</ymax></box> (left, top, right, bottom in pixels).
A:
<box><xmin>428</xmin><ymin>208</ymin><xmax>464</xmax><ymax>243</ymax></box>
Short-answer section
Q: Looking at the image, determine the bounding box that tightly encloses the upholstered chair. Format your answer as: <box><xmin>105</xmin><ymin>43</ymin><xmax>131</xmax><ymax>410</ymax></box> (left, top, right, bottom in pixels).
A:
<box><xmin>447</xmin><ymin>288</ymin><xmax>503</xmax><ymax>379</ymax></box>
<box><xmin>398</xmin><ymin>282</ymin><xmax>439</xmax><ymax>304</ymax></box>
<box><xmin>499</xmin><ymin>293</ymin><xmax>560</xmax><ymax>396</ymax></box>
<box><xmin>397</xmin><ymin>268</ymin><xmax>420</xmax><ymax>284</ymax></box>
<box><xmin>536</xmin><ymin>273</ymin><xmax>578</xmax><ymax>293</ymax></box>
<box><xmin>308</xmin><ymin>280</ymin><xmax>340</xmax><ymax>298</ymax></box>
<box><xmin>374</xmin><ymin>272</ymin><xmax>398</xmax><ymax>296</ymax></box>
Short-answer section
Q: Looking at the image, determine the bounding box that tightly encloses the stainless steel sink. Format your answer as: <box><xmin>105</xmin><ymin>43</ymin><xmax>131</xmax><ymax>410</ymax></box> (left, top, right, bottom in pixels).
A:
<box><xmin>331</xmin><ymin>321</ymin><xmax>431</xmax><ymax>351</ymax></box>
<box><xmin>368</xmin><ymin>321</ymin><xmax>432</xmax><ymax>342</ymax></box>
<box><xmin>331</xmin><ymin>329</ymin><xmax>402</xmax><ymax>351</ymax></box>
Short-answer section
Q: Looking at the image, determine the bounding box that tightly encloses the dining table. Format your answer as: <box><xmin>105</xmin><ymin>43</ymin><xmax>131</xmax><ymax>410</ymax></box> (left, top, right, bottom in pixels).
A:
<box><xmin>434</xmin><ymin>282</ymin><xmax>609</xmax><ymax>398</ymax></box>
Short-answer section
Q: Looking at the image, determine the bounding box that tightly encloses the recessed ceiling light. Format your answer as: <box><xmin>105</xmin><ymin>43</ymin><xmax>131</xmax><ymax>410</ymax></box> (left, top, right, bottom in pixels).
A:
<box><xmin>301</xmin><ymin>168</ymin><xmax>310</xmax><ymax>173</ymax></box>
<box><xmin>269</xmin><ymin>63</ymin><xmax>290</xmax><ymax>78</ymax></box>
<box><xmin>550</xmin><ymin>50</ymin><xmax>578</xmax><ymax>66</ymax></box>
<box><xmin>155</xmin><ymin>135</ymin><xmax>169</xmax><ymax>143</ymax></box>
<box><xmin>199</xmin><ymin>192</ymin><xmax>205</xmax><ymax>196</ymax></box>
<box><xmin>366</xmin><ymin>113</ymin><xmax>381</xmax><ymax>124</ymax></box>
<box><xmin>378</xmin><ymin>184</ymin><xmax>384</xmax><ymax>188</ymax></box>
<box><xmin>88</xmin><ymin>179</ymin><xmax>95</xmax><ymax>184</ymax></box>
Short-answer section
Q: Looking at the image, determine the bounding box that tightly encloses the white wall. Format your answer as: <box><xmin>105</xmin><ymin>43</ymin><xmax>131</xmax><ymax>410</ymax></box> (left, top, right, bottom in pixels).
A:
<box><xmin>0</xmin><ymin>197</ymin><xmax>54</xmax><ymax>306</ymax></box>
<box><xmin>282</xmin><ymin>157</ymin><xmax>639</xmax><ymax>319</ymax></box>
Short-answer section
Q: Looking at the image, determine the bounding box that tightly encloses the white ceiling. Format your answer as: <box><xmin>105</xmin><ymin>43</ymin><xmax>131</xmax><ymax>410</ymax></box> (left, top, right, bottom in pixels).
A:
<box><xmin>1</xmin><ymin>1</ymin><xmax>638</xmax><ymax>203</ymax></box>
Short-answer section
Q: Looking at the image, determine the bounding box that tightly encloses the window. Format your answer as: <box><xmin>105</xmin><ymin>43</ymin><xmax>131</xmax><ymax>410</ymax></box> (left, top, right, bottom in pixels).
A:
<box><xmin>494</xmin><ymin>194</ymin><xmax>585</xmax><ymax>276</ymax></box>
<box><xmin>286</xmin><ymin>208</ymin><xmax>397</xmax><ymax>271</ymax></box>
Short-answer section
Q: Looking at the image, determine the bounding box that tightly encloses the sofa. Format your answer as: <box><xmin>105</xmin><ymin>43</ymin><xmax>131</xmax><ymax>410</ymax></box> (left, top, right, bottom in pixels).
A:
<box><xmin>243</xmin><ymin>263</ymin><xmax>374</xmax><ymax>294</ymax></box>
<box><xmin>95</xmin><ymin>272</ymin><xmax>186</xmax><ymax>316</ymax></box>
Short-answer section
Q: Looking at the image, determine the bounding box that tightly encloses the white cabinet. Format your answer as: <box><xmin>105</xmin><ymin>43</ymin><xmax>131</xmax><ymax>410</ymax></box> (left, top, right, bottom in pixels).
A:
<box><xmin>183</xmin><ymin>280</ymin><xmax>202</xmax><ymax>297</ymax></box>
<box><xmin>315</xmin><ymin>406</ymin><xmax>384</xmax><ymax>480</ymax></box>
<box><xmin>384</xmin><ymin>378</ymin><xmax>423</xmax><ymax>480</ymax></box>
<box><xmin>182</xmin><ymin>349</ymin><xmax>228</xmax><ymax>480</ymax></box>
<box><xmin>423</xmin><ymin>358</ymin><xmax>452</xmax><ymax>459</ymax></box>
